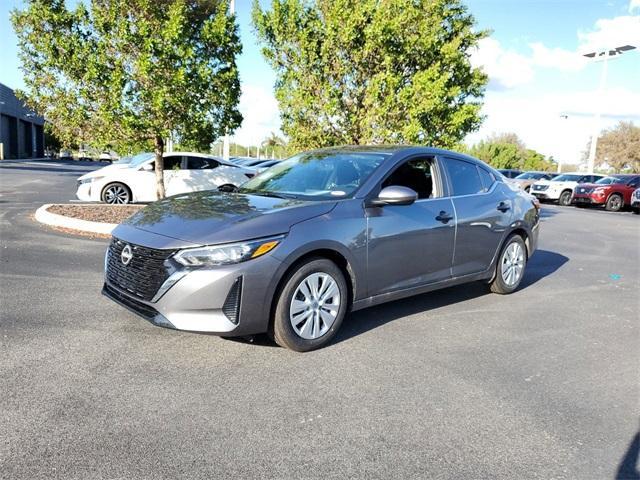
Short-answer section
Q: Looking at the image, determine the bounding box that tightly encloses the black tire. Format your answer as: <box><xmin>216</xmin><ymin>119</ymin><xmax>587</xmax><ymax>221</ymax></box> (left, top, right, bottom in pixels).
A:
<box><xmin>489</xmin><ymin>234</ymin><xmax>527</xmax><ymax>295</ymax></box>
<box><xmin>633</xmin><ymin>207</ymin><xmax>640</xmax><ymax>215</ymax></box>
<box><xmin>101</xmin><ymin>182</ymin><xmax>132</xmax><ymax>204</ymax></box>
<box><xmin>558</xmin><ymin>190</ymin><xmax>573</xmax><ymax>206</ymax></box>
<box><xmin>272</xmin><ymin>258</ymin><xmax>349</xmax><ymax>352</ymax></box>
<box><xmin>605</xmin><ymin>194</ymin><xmax>623</xmax><ymax>212</ymax></box>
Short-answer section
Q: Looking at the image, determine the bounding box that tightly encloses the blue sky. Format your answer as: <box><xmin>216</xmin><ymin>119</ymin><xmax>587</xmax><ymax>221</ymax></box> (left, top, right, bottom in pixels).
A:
<box><xmin>1</xmin><ymin>0</ymin><xmax>638</xmax><ymax>164</ymax></box>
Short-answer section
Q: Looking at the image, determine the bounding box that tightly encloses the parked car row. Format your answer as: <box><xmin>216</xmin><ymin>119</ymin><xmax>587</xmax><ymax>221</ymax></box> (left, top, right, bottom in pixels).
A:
<box><xmin>76</xmin><ymin>152</ymin><xmax>255</xmax><ymax>204</ymax></box>
<box><xmin>59</xmin><ymin>149</ymin><xmax>119</xmax><ymax>163</ymax></box>
<box><xmin>527</xmin><ymin>172</ymin><xmax>640</xmax><ymax>213</ymax></box>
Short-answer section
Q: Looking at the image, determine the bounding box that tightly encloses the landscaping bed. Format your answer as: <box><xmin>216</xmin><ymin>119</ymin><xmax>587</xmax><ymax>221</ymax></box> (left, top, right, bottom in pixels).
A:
<box><xmin>47</xmin><ymin>204</ymin><xmax>143</xmax><ymax>224</ymax></box>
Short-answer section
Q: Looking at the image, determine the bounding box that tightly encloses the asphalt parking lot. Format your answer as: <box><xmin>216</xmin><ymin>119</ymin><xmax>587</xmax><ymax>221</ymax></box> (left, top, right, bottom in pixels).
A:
<box><xmin>1</xmin><ymin>159</ymin><xmax>638</xmax><ymax>479</ymax></box>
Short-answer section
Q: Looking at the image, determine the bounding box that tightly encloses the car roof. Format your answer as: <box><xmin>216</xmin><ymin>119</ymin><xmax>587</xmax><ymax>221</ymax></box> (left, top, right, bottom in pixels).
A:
<box><xmin>610</xmin><ymin>173</ymin><xmax>639</xmax><ymax>178</ymax></box>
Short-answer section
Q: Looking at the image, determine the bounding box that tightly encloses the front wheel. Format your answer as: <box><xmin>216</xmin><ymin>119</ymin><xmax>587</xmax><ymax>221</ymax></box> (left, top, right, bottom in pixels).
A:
<box><xmin>272</xmin><ymin>258</ymin><xmax>348</xmax><ymax>352</ymax></box>
<box><xmin>558</xmin><ymin>190</ymin><xmax>573</xmax><ymax>206</ymax></box>
<box><xmin>633</xmin><ymin>207</ymin><xmax>640</xmax><ymax>215</ymax></box>
<box><xmin>489</xmin><ymin>235</ymin><xmax>527</xmax><ymax>294</ymax></box>
<box><xmin>605</xmin><ymin>194</ymin><xmax>623</xmax><ymax>212</ymax></box>
<box><xmin>101</xmin><ymin>182</ymin><xmax>131</xmax><ymax>204</ymax></box>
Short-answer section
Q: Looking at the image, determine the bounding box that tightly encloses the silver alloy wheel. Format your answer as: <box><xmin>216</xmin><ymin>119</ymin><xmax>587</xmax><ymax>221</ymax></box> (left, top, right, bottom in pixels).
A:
<box><xmin>104</xmin><ymin>185</ymin><xmax>130</xmax><ymax>204</ymax></box>
<box><xmin>290</xmin><ymin>272</ymin><xmax>340</xmax><ymax>340</ymax></box>
<box><xmin>501</xmin><ymin>242</ymin><xmax>525</xmax><ymax>287</ymax></box>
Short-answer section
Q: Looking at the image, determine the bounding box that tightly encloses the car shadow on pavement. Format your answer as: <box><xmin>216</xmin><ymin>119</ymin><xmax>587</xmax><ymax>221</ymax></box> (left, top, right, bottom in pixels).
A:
<box><xmin>232</xmin><ymin>249</ymin><xmax>568</xmax><ymax>349</ymax></box>
<box><xmin>519</xmin><ymin>249</ymin><xmax>569</xmax><ymax>288</ymax></box>
<box><xmin>539</xmin><ymin>207</ymin><xmax>561</xmax><ymax>218</ymax></box>
<box><xmin>616</xmin><ymin>432</ymin><xmax>640</xmax><ymax>480</ymax></box>
<box><xmin>333</xmin><ymin>249</ymin><xmax>568</xmax><ymax>346</ymax></box>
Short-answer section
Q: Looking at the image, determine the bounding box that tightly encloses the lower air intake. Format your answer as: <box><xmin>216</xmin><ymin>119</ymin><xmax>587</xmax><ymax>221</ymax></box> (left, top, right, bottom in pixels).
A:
<box><xmin>222</xmin><ymin>277</ymin><xmax>242</xmax><ymax>324</ymax></box>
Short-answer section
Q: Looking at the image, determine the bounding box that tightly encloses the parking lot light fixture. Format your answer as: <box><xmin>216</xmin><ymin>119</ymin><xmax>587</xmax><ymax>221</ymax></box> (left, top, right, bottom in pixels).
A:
<box><xmin>582</xmin><ymin>45</ymin><xmax>637</xmax><ymax>174</ymax></box>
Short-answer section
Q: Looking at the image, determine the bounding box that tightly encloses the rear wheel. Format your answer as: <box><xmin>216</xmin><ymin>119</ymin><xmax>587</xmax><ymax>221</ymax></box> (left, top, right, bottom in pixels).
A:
<box><xmin>272</xmin><ymin>258</ymin><xmax>348</xmax><ymax>352</ymax></box>
<box><xmin>633</xmin><ymin>207</ymin><xmax>640</xmax><ymax>215</ymax></box>
<box><xmin>558</xmin><ymin>190</ymin><xmax>573</xmax><ymax>206</ymax></box>
<box><xmin>489</xmin><ymin>235</ymin><xmax>527</xmax><ymax>294</ymax></box>
<box><xmin>605</xmin><ymin>194</ymin><xmax>623</xmax><ymax>212</ymax></box>
<box><xmin>101</xmin><ymin>182</ymin><xmax>131</xmax><ymax>204</ymax></box>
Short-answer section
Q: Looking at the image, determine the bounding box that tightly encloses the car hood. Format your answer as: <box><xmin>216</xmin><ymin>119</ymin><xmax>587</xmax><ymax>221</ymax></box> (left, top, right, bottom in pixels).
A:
<box><xmin>77</xmin><ymin>163</ymin><xmax>130</xmax><ymax>180</ymax></box>
<box><xmin>113</xmin><ymin>190</ymin><xmax>338</xmax><ymax>248</ymax></box>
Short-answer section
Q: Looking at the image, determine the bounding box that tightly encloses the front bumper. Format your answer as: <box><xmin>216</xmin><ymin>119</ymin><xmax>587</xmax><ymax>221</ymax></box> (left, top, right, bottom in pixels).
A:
<box><xmin>103</xmin><ymin>254</ymin><xmax>284</xmax><ymax>336</ymax></box>
<box><xmin>573</xmin><ymin>194</ymin><xmax>604</xmax><ymax>205</ymax></box>
<box><xmin>76</xmin><ymin>183</ymin><xmax>93</xmax><ymax>201</ymax></box>
<box><xmin>531</xmin><ymin>190</ymin><xmax>559</xmax><ymax>201</ymax></box>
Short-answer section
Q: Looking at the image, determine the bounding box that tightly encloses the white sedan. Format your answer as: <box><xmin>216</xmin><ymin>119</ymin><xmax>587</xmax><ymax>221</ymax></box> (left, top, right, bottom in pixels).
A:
<box><xmin>76</xmin><ymin>152</ymin><xmax>255</xmax><ymax>204</ymax></box>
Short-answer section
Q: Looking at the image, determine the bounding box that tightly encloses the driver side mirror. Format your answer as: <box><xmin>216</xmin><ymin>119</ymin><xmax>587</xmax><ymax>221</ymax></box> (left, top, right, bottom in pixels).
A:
<box><xmin>140</xmin><ymin>163</ymin><xmax>154</xmax><ymax>172</ymax></box>
<box><xmin>368</xmin><ymin>185</ymin><xmax>418</xmax><ymax>207</ymax></box>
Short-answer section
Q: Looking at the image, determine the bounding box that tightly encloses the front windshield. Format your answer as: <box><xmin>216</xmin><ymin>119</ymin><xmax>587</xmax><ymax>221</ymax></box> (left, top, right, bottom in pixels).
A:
<box><xmin>114</xmin><ymin>155</ymin><xmax>133</xmax><ymax>164</ymax></box>
<box><xmin>515</xmin><ymin>172</ymin><xmax>544</xmax><ymax>180</ymax></box>
<box><xmin>596</xmin><ymin>176</ymin><xmax>626</xmax><ymax>185</ymax></box>
<box><xmin>128</xmin><ymin>152</ymin><xmax>154</xmax><ymax>168</ymax></box>
<box><xmin>553</xmin><ymin>174</ymin><xmax>581</xmax><ymax>182</ymax></box>
<box><xmin>239</xmin><ymin>151</ymin><xmax>390</xmax><ymax>200</ymax></box>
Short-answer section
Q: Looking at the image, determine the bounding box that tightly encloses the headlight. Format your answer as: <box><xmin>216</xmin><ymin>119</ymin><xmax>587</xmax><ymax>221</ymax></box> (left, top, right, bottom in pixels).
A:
<box><xmin>593</xmin><ymin>187</ymin><xmax>606</xmax><ymax>194</ymax></box>
<box><xmin>79</xmin><ymin>176</ymin><xmax>104</xmax><ymax>185</ymax></box>
<box><xmin>173</xmin><ymin>235</ymin><xmax>284</xmax><ymax>267</ymax></box>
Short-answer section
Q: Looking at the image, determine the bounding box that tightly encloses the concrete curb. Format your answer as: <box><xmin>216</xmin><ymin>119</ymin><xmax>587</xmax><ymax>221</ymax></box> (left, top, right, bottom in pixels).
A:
<box><xmin>35</xmin><ymin>204</ymin><xmax>117</xmax><ymax>235</ymax></box>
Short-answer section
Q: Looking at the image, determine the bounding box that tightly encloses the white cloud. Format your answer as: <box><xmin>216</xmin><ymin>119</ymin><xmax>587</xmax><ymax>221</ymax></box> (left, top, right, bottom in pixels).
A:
<box><xmin>231</xmin><ymin>84</ymin><xmax>281</xmax><ymax>146</ymax></box>
<box><xmin>629</xmin><ymin>0</ymin><xmax>640</xmax><ymax>13</ymax></box>
<box><xmin>466</xmin><ymin>88</ymin><xmax>640</xmax><ymax>165</ymax></box>
<box><xmin>529</xmin><ymin>43</ymin><xmax>587</xmax><ymax>72</ymax></box>
<box><xmin>578</xmin><ymin>15</ymin><xmax>640</xmax><ymax>53</ymax></box>
<box><xmin>473</xmin><ymin>14</ymin><xmax>640</xmax><ymax>90</ymax></box>
<box><xmin>471</xmin><ymin>38</ymin><xmax>534</xmax><ymax>89</ymax></box>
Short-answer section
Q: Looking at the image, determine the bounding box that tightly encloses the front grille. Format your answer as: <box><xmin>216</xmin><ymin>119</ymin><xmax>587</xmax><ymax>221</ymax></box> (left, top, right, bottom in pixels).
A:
<box><xmin>106</xmin><ymin>238</ymin><xmax>176</xmax><ymax>301</ymax></box>
<box><xmin>222</xmin><ymin>277</ymin><xmax>243</xmax><ymax>324</ymax></box>
<box><xmin>103</xmin><ymin>283</ymin><xmax>160</xmax><ymax>320</ymax></box>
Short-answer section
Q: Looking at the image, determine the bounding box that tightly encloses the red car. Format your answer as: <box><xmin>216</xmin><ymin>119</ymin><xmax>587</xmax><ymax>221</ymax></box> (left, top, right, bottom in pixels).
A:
<box><xmin>573</xmin><ymin>174</ymin><xmax>640</xmax><ymax>211</ymax></box>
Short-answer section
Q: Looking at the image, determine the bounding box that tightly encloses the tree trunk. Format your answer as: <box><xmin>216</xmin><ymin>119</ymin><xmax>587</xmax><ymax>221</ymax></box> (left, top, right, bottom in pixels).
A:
<box><xmin>154</xmin><ymin>136</ymin><xmax>165</xmax><ymax>200</ymax></box>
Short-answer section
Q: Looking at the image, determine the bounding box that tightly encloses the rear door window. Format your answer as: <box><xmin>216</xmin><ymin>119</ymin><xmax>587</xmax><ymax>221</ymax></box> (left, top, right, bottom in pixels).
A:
<box><xmin>163</xmin><ymin>155</ymin><xmax>183</xmax><ymax>171</ymax></box>
<box><xmin>444</xmin><ymin>158</ymin><xmax>484</xmax><ymax>196</ymax></box>
<box><xmin>186</xmin><ymin>157</ymin><xmax>210</xmax><ymax>170</ymax></box>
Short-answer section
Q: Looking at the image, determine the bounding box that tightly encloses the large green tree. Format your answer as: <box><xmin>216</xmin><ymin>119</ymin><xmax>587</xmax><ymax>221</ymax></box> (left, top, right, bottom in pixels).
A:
<box><xmin>12</xmin><ymin>0</ymin><xmax>242</xmax><ymax>198</ymax></box>
<box><xmin>253</xmin><ymin>0</ymin><xmax>488</xmax><ymax>150</ymax></box>
<box><xmin>470</xmin><ymin>132</ymin><xmax>555</xmax><ymax>171</ymax></box>
<box><xmin>591</xmin><ymin>121</ymin><xmax>640</xmax><ymax>173</ymax></box>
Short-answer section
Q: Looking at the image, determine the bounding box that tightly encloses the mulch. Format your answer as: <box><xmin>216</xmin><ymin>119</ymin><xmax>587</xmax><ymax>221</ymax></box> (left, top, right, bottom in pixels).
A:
<box><xmin>47</xmin><ymin>204</ymin><xmax>143</xmax><ymax>224</ymax></box>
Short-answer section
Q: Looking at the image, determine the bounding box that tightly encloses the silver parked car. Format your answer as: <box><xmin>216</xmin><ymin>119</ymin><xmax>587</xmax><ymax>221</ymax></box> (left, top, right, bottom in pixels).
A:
<box><xmin>103</xmin><ymin>146</ymin><xmax>540</xmax><ymax>351</ymax></box>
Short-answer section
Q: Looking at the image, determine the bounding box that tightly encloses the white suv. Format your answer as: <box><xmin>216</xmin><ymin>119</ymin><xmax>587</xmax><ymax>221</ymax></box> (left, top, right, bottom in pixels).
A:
<box><xmin>76</xmin><ymin>152</ymin><xmax>255</xmax><ymax>204</ymax></box>
<box><xmin>531</xmin><ymin>172</ymin><xmax>605</xmax><ymax>206</ymax></box>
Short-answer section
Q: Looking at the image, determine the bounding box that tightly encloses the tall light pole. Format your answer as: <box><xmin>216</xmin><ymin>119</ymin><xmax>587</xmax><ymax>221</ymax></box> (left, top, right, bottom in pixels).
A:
<box><xmin>582</xmin><ymin>44</ymin><xmax>636</xmax><ymax>173</ymax></box>
<box><xmin>222</xmin><ymin>0</ymin><xmax>235</xmax><ymax>161</ymax></box>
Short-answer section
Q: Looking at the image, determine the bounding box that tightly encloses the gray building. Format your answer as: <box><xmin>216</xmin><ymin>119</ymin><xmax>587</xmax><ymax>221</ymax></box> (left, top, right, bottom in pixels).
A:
<box><xmin>0</xmin><ymin>82</ymin><xmax>45</xmax><ymax>159</ymax></box>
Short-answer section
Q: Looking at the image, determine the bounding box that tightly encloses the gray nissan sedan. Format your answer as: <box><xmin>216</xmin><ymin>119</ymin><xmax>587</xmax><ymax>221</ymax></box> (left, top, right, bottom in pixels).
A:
<box><xmin>103</xmin><ymin>146</ymin><xmax>540</xmax><ymax>351</ymax></box>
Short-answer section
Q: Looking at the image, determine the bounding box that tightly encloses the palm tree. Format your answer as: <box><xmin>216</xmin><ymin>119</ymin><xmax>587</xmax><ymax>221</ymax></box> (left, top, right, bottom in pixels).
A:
<box><xmin>261</xmin><ymin>132</ymin><xmax>286</xmax><ymax>159</ymax></box>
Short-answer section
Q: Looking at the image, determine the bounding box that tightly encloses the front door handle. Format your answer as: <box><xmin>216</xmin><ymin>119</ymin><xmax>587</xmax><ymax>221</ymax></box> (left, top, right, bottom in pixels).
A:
<box><xmin>436</xmin><ymin>211</ymin><xmax>453</xmax><ymax>223</ymax></box>
<box><xmin>497</xmin><ymin>202</ymin><xmax>511</xmax><ymax>212</ymax></box>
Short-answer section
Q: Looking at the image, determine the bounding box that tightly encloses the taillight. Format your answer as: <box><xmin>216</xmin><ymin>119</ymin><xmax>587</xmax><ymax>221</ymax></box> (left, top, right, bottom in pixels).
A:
<box><xmin>531</xmin><ymin>197</ymin><xmax>540</xmax><ymax>211</ymax></box>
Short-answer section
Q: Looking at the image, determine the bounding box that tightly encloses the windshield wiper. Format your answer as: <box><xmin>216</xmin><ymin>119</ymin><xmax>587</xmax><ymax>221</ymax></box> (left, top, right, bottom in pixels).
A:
<box><xmin>242</xmin><ymin>190</ymin><xmax>296</xmax><ymax>199</ymax></box>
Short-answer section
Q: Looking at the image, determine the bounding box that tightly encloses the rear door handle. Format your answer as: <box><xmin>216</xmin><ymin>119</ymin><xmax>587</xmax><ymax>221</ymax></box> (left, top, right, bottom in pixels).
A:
<box><xmin>436</xmin><ymin>211</ymin><xmax>453</xmax><ymax>223</ymax></box>
<box><xmin>497</xmin><ymin>202</ymin><xmax>511</xmax><ymax>212</ymax></box>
